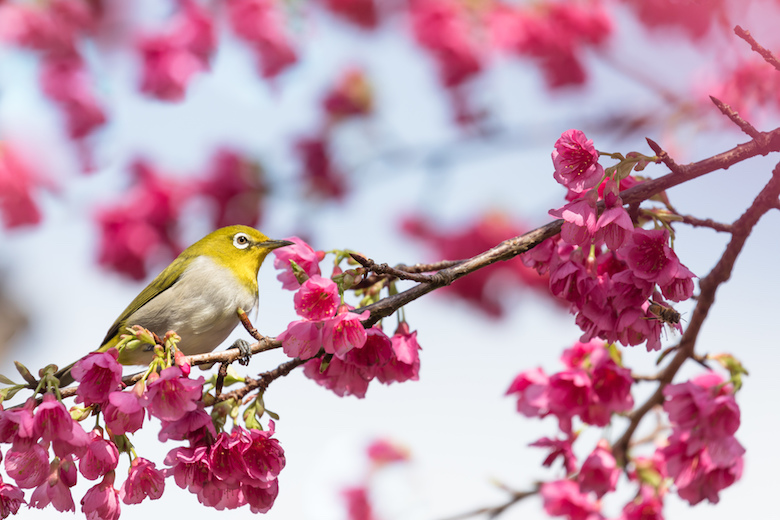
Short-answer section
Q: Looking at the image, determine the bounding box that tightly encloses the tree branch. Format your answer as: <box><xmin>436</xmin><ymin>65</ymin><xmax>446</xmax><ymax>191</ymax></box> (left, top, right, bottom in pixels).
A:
<box><xmin>612</xmin><ymin>159</ymin><xmax>780</xmax><ymax>465</ymax></box>
<box><xmin>734</xmin><ymin>25</ymin><xmax>780</xmax><ymax>73</ymax></box>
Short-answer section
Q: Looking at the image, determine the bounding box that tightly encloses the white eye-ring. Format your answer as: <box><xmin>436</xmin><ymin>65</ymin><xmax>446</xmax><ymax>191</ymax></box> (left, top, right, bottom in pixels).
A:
<box><xmin>233</xmin><ymin>233</ymin><xmax>251</xmax><ymax>249</ymax></box>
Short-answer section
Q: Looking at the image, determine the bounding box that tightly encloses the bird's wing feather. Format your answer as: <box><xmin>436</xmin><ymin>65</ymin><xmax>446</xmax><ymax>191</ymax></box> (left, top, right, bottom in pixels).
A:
<box><xmin>99</xmin><ymin>252</ymin><xmax>195</xmax><ymax>348</ymax></box>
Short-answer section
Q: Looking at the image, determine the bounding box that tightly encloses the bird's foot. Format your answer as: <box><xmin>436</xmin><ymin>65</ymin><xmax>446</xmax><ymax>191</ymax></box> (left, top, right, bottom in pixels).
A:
<box><xmin>229</xmin><ymin>339</ymin><xmax>253</xmax><ymax>366</ymax></box>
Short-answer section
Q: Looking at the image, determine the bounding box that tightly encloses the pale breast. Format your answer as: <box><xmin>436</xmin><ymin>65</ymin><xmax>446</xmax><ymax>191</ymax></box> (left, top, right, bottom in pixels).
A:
<box><xmin>127</xmin><ymin>256</ymin><xmax>258</xmax><ymax>359</ymax></box>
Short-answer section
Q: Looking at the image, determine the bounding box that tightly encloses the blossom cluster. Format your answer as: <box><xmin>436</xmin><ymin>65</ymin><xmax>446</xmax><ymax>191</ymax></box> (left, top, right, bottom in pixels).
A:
<box><xmin>523</xmin><ymin>129</ymin><xmax>695</xmax><ymax>352</ymax></box>
<box><xmin>274</xmin><ymin>238</ymin><xmax>422</xmax><ymax>398</ymax></box>
<box><xmin>658</xmin><ymin>372</ymin><xmax>744</xmax><ymax>505</ymax></box>
<box><xmin>508</xmin><ymin>338</ymin><xmax>744</xmax><ymax>519</ymax></box>
<box><xmin>0</xmin><ymin>347</ymin><xmax>285</xmax><ymax>518</ymax></box>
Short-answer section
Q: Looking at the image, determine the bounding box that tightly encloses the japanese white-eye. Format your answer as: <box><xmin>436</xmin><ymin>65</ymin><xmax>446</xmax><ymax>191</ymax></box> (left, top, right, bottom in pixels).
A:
<box><xmin>56</xmin><ymin>225</ymin><xmax>293</xmax><ymax>386</ymax></box>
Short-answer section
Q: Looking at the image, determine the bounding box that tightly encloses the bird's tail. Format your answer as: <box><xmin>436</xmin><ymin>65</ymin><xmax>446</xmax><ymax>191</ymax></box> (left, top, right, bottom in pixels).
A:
<box><xmin>54</xmin><ymin>361</ymin><xmax>77</xmax><ymax>388</ymax></box>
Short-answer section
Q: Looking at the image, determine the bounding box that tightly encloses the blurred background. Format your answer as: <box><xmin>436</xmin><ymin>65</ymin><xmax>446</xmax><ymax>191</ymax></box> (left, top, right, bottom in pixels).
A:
<box><xmin>0</xmin><ymin>0</ymin><xmax>779</xmax><ymax>518</ymax></box>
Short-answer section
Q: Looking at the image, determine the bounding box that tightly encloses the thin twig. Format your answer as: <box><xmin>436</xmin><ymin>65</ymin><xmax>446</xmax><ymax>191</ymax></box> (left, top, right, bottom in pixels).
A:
<box><xmin>437</xmin><ymin>488</ymin><xmax>539</xmax><ymax>520</ymax></box>
<box><xmin>735</xmin><ymin>25</ymin><xmax>780</xmax><ymax>73</ymax></box>
<box><xmin>680</xmin><ymin>214</ymin><xmax>733</xmax><ymax>233</ymax></box>
<box><xmin>709</xmin><ymin>95</ymin><xmax>761</xmax><ymax>139</ymax></box>
<box><xmin>612</xmin><ymin>159</ymin><xmax>780</xmax><ymax>466</ymax></box>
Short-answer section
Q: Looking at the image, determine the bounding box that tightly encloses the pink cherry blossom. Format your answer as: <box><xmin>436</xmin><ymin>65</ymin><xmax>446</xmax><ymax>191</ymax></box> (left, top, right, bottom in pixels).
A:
<box><xmin>0</xmin><ymin>399</ymin><xmax>36</xmax><ymax>444</ymax></box>
<box><xmin>585</xmin><ymin>347</ymin><xmax>634</xmax><ymax>426</ymax></box>
<box><xmin>103</xmin><ymin>391</ymin><xmax>145</xmax><ymax>436</ymax></box>
<box><xmin>0</xmin><ymin>477</ymin><xmax>25</xmax><ymax>518</ymax></box>
<box><xmin>377</xmin><ymin>322</ymin><xmax>421</xmax><ymax>384</ymax></box>
<box><xmin>244</xmin><ymin>479</ymin><xmax>279</xmax><ymax>513</ymax></box>
<box><xmin>226</xmin><ymin>0</ymin><xmax>297</xmax><ymax>78</ymax></box>
<box><xmin>72</xmin><ymin>349</ymin><xmax>123</xmax><ymax>406</ymax></box>
<box><xmin>552</xmin><ymin>130</ymin><xmax>604</xmax><ymax>193</ymax></box>
<box><xmin>618</xmin><ymin>485</ymin><xmax>664</xmax><ymax>520</ymax></box>
<box><xmin>141</xmin><ymin>366</ymin><xmax>204</xmax><ymax>422</ymax></box>
<box><xmin>578</xmin><ymin>440</ymin><xmax>619</xmax><ymax>498</ymax></box>
<box><xmin>660</xmin><ymin>262</ymin><xmax>695</xmax><ymax>302</ymax></box>
<box><xmin>33</xmin><ymin>393</ymin><xmax>75</xmax><ymax>444</ymax></box>
<box><xmin>119</xmin><ymin>457</ymin><xmax>164</xmax><ymax>505</ymax></box>
<box><xmin>323</xmin><ymin>308</ymin><xmax>370</xmax><ymax>358</ymax></box>
<box><xmin>548</xmin><ymin>369</ymin><xmax>591</xmax><ymax>431</ymax></box>
<box><xmin>158</xmin><ymin>406</ymin><xmax>215</xmax><ymax>443</ymax></box>
<box><xmin>278</xmin><ymin>319</ymin><xmax>324</xmax><ymax>360</ymax></box>
<box><xmin>550</xmin><ymin>190</ymin><xmax>598</xmax><ymax>247</ymax></box>
<box><xmin>29</xmin><ymin>455</ymin><xmax>77</xmax><ymax>512</ymax></box>
<box><xmin>164</xmin><ymin>445</ymin><xmax>211</xmax><ymax>493</ymax></box>
<box><xmin>540</xmin><ymin>479</ymin><xmax>602</xmax><ymax>520</ymax></box>
<box><xmin>4</xmin><ymin>440</ymin><xmax>49</xmax><ymax>488</ymax></box>
<box><xmin>243</xmin><ymin>423</ymin><xmax>286</xmax><ymax>485</ymax></box>
<box><xmin>208</xmin><ymin>429</ymin><xmax>252</xmax><ymax>487</ymax></box>
<box><xmin>620</xmin><ymin>228</ymin><xmax>680</xmax><ymax>286</ymax></box>
<box><xmin>560</xmin><ymin>340</ymin><xmax>600</xmax><ymax>369</ymax></box>
<box><xmin>595</xmin><ymin>190</ymin><xmax>634</xmax><ymax>250</ymax></box>
<box><xmin>273</xmin><ymin>236</ymin><xmax>325</xmax><ymax>289</ymax></box>
<box><xmin>302</xmin><ymin>357</ymin><xmax>371</xmax><ymax>398</ymax></box>
<box><xmin>81</xmin><ymin>471</ymin><xmax>120</xmax><ymax>520</ymax></box>
<box><xmin>294</xmin><ymin>275</ymin><xmax>340</xmax><ymax>320</ymax></box>
<box><xmin>51</xmin><ymin>419</ymin><xmax>90</xmax><ymax>460</ymax></box>
<box><xmin>506</xmin><ymin>367</ymin><xmax>550</xmax><ymax>418</ymax></box>
<box><xmin>79</xmin><ymin>431</ymin><xmax>119</xmax><ymax>481</ymax></box>
<box><xmin>530</xmin><ymin>435</ymin><xmax>578</xmax><ymax>475</ymax></box>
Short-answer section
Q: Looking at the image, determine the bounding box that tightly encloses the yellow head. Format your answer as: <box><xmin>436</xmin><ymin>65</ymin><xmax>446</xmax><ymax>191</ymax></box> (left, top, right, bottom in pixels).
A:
<box><xmin>188</xmin><ymin>225</ymin><xmax>293</xmax><ymax>292</ymax></box>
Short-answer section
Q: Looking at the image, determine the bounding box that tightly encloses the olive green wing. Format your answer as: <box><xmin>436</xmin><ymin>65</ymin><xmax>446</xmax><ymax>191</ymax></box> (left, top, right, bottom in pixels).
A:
<box><xmin>98</xmin><ymin>251</ymin><xmax>195</xmax><ymax>348</ymax></box>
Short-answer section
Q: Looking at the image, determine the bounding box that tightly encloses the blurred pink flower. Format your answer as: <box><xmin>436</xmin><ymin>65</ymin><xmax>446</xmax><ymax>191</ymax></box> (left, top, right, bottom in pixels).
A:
<box><xmin>137</xmin><ymin>0</ymin><xmax>215</xmax><ymax>101</ymax></box>
<box><xmin>342</xmin><ymin>486</ymin><xmax>375</xmax><ymax>520</ymax></box>
<box><xmin>198</xmin><ymin>149</ymin><xmax>267</xmax><ymax>228</ymax></box>
<box><xmin>367</xmin><ymin>438</ymin><xmax>410</xmax><ymax>464</ymax></box>
<box><xmin>40</xmin><ymin>55</ymin><xmax>106</xmax><ymax>139</ymax></box>
<box><xmin>410</xmin><ymin>0</ymin><xmax>482</xmax><ymax>87</ymax></box>
<box><xmin>296</xmin><ymin>137</ymin><xmax>347</xmax><ymax>200</ymax></box>
<box><xmin>0</xmin><ymin>143</ymin><xmax>42</xmax><ymax>229</ymax></box>
<box><xmin>540</xmin><ymin>479</ymin><xmax>602</xmax><ymax>520</ymax></box>
<box><xmin>226</xmin><ymin>0</ymin><xmax>297</xmax><ymax>78</ymax></box>
<box><xmin>578</xmin><ymin>440</ymin><xmax>619</xmax><ymax>498</ymax></box>
<box><xmin>506</xmin><ymin>367</ymin><xmax>550</xmax><ymax>418</ymax></box>
<box><xmin>530</xmin><ymin>435</ymin><xmax>578</xmax><ymax>475</ymax></box>
<box><xmin>321</xmin><ymin>0</ymin><xmax>378</xmax><ymax>29</ymax></box>
<box><xmin>322</xmin><ymin>68</ymin><xmax>374</xmax><ymax>121</ymax></box>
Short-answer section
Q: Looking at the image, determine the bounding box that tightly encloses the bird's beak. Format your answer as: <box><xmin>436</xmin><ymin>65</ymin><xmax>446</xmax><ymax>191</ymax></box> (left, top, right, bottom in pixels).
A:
<box><xmin>259</xmin><ymin>239</ymin><xmax>295</xmax><ymax>250</ymax></box>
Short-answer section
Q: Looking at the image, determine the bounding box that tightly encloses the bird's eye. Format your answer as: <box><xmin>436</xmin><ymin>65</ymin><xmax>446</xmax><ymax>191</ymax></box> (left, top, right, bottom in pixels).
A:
<box><xmin>233</xmin><ymin>233</ymin><xmax>251</xmax><ymax>249</ymax></box>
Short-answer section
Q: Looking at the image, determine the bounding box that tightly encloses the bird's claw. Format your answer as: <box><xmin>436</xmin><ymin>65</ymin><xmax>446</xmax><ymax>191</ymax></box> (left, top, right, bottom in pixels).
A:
<box><xmin>229</xmin><ymin>339</ymin><xmax>253</xmax><ymax>366</ymax></box>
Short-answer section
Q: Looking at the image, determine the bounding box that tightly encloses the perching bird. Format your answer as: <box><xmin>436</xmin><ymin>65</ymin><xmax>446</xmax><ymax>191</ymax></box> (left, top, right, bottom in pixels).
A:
<box><xmin>56</xmin><ymin>225</ymin><xmax>292</xmax><ymax>386</ymax></box>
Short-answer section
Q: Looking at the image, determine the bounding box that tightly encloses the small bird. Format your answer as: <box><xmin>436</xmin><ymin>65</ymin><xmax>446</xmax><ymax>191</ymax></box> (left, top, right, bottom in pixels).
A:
<box><xmin>56</xmin><ymin>225</ymin><xmax>292</xmax><ymax>386</ymax></box>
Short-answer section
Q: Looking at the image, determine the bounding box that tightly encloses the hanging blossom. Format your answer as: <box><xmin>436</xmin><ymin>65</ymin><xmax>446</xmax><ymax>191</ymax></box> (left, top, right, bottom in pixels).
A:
<box><xmin>523</xmin><ymin>130</ymin><xmax>695</xmax><ymax>351</ymax></box>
